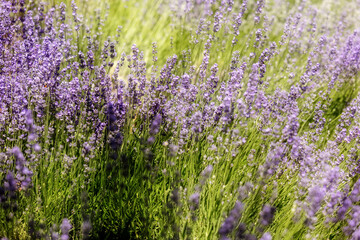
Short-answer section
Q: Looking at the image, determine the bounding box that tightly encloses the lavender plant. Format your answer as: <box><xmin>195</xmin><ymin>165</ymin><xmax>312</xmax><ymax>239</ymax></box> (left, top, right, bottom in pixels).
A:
<box><xmin>1</xmin><ymin>0</ymin><xmax>360</xmax><ymax>239</ymax></box>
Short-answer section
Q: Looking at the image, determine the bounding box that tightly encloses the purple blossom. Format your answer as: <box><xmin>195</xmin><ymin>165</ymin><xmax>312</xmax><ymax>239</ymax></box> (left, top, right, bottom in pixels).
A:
<box><xmin>60</xmin><ymin>218</ymin><xmax>72</xmax><ymax>240</ymax></box>
<box><xmin>189</xmin><ymin>192</ymin><xmax>200</xmax><ymax>210</ymax></box>
<box><xmin>150</xmin><ymin>114</ymin><xmax>162</xmax><ymax>136</ymax></box>
<box><xmin>260</xmin><ymin>204</ymin><xmax>276</xmax><ymax>226</ymax></box>
<box><xmin>260</xmin><ymin>232</ymin><xmax>272</xmax><ymax>240</ymax></box>
<box><xmin>219</xmin><ymin>201</ymin><xmax>243</xmax><ymax>237</ymax></box>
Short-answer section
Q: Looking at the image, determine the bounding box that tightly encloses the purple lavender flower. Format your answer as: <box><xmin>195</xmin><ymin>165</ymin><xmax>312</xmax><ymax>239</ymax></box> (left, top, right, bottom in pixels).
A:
<box><xmin>12</xmin><ymin>146</ymin><xmax>33</xmax><ymax>190</ymax></box>
<box><xmin>260</xmin><ymin>204</ymin><xmax>276</xmax><ymax>226</ymax></box>
<box><xmin>307</xmin><ymin>186</ymin><xmax>325</xmax><ymax>219</ymax></box>
<box><xmin>219</xmin><ymin>201</ymin><xmax>243</xmax><ymax>237</ymax></box>
<box><xmin>213</xmin><ymin>11</ymin><xmax>223</xmax><ymax>33</ymax></box>
<box><xmin>254</xmin><ymin>0</ymin><xmax>265</xmax><ymax>24</ymax></box>
<box><xmin>4</xmin><ymin>172</ymin><xmax>16</xmax><ymax>193</ymax></box>
<box><xmin>60</xmin><ymin>218</ymin><xmax>72</xmax><ymax>240</ymax></box>
<box><xmin>260</xmin><ymin>232</ymin><xmax>272</xmax><ymax>240</ymax></box>
<box><xmin>81</xmin><ymin>220</ymin><xmax>92</xmax><ymax>239</ymax></box>
<box><xmin>150</xmin><ymin>114</ymin><xmax>162</xmax><ymax>136</ymax></box>
<box><xmin>189</xmin><ymin>192</ymin><xmax>200</xmax><ymax>210</ymax></box>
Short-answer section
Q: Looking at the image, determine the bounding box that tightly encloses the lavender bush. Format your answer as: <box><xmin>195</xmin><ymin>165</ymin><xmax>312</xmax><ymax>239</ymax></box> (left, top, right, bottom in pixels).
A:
<box><xmin>1</xmin><ymin>0</ymin><xmax>360</xmax><ymax>239</ymax></box>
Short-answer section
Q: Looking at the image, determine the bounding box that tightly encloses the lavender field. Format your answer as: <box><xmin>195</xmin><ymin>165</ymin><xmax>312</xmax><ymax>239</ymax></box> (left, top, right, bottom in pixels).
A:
<box><xmin>1</xmin><ymin>0</ymin><xmax>360</xmax><ymax>239</ymax></box>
